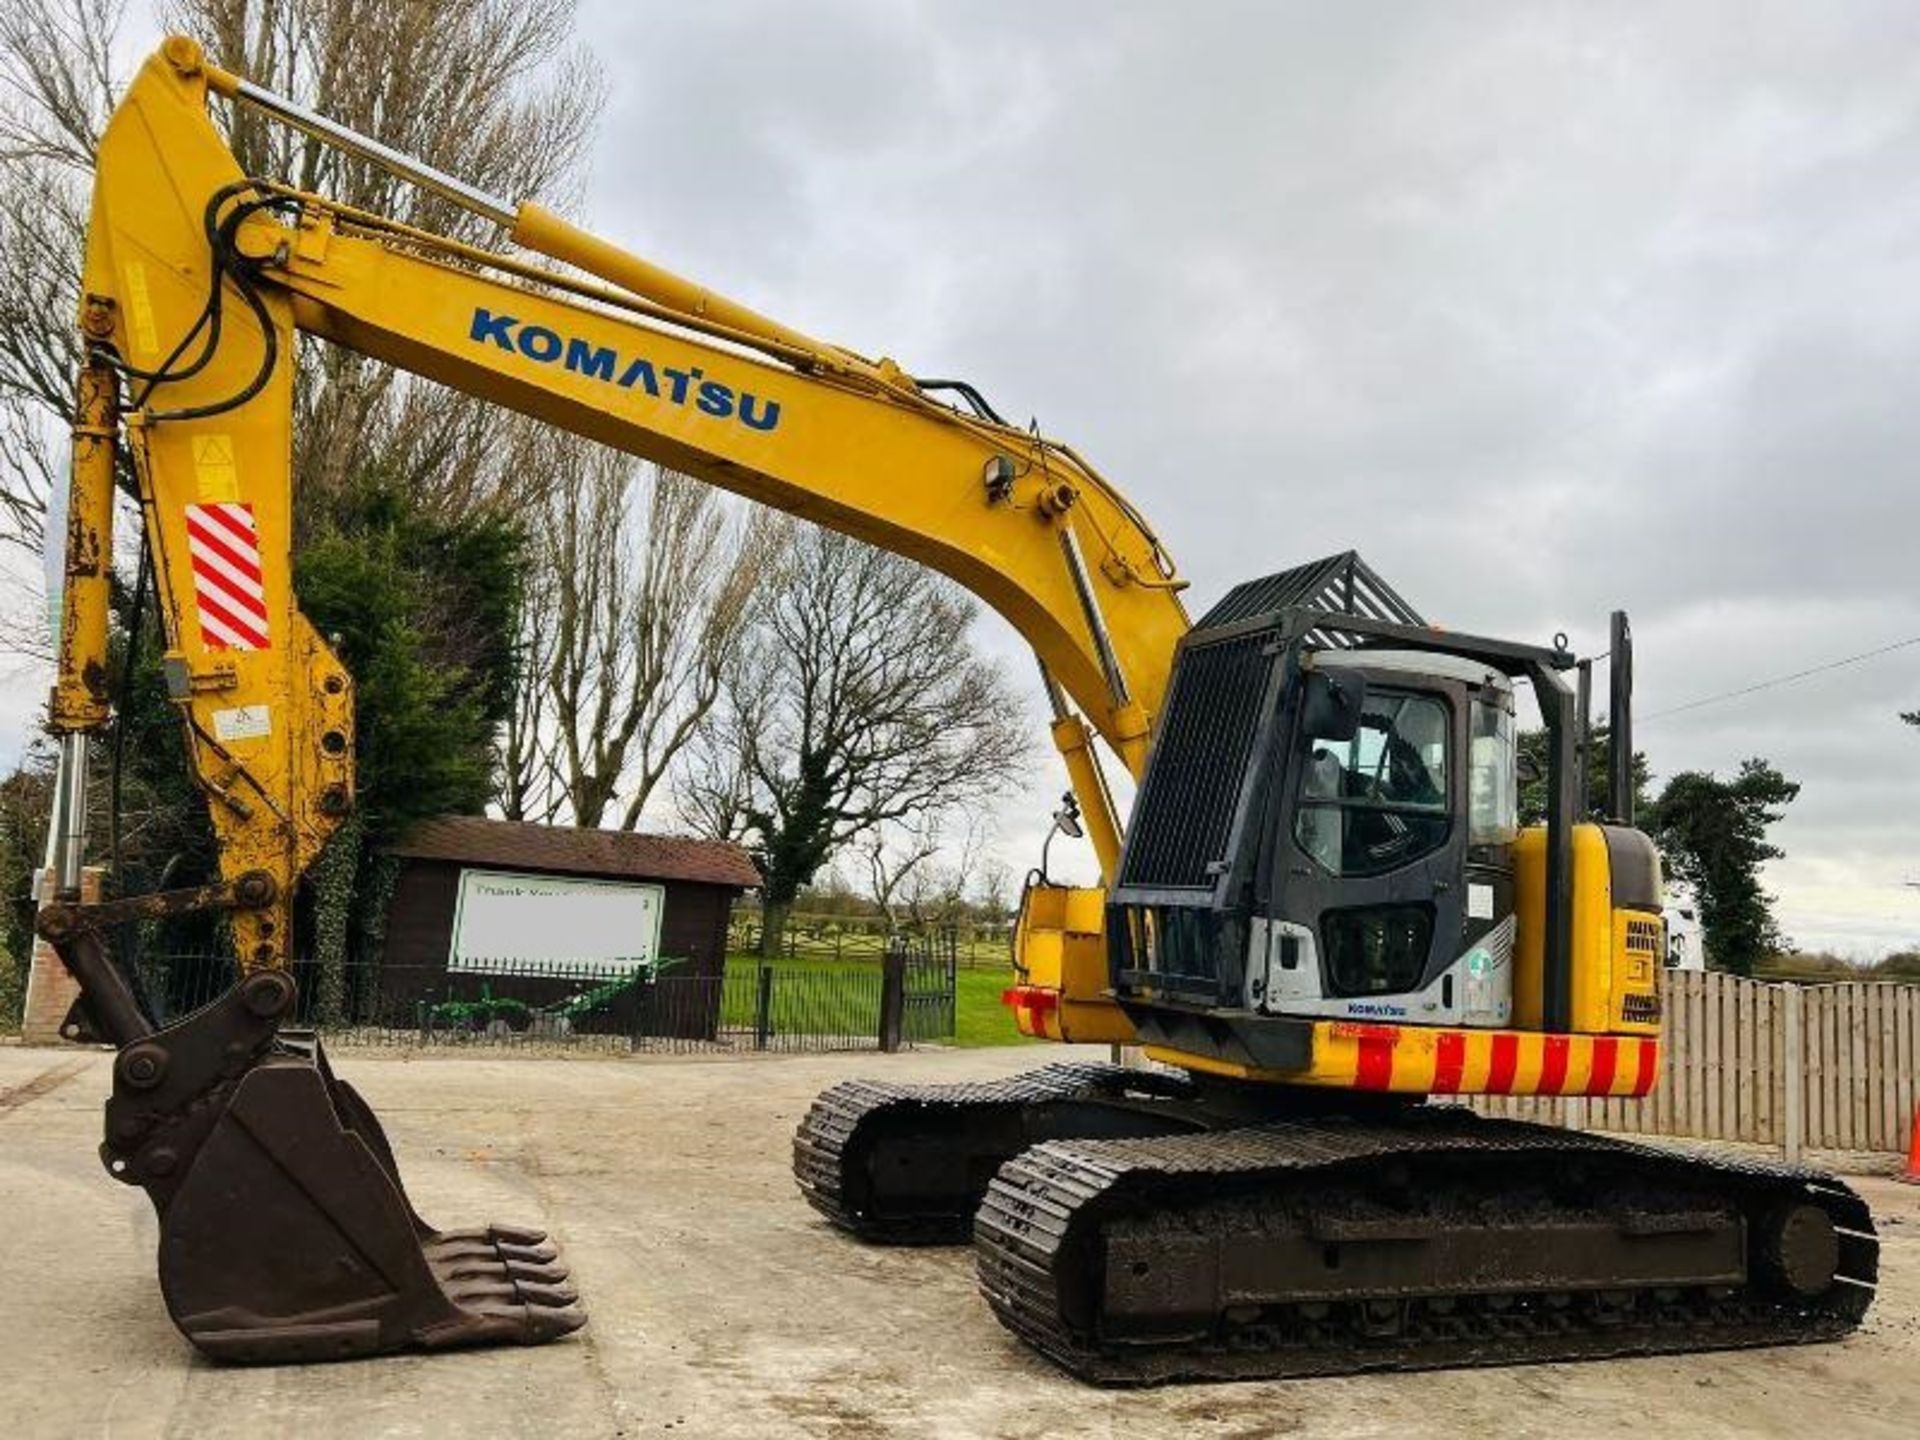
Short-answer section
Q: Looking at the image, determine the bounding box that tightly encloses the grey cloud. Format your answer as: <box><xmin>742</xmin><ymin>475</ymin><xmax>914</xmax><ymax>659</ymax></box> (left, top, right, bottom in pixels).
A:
<box><xmin>573</xmin><ymin>0</ymin><xmax>1920</xmax><ymax>949</ymax></box>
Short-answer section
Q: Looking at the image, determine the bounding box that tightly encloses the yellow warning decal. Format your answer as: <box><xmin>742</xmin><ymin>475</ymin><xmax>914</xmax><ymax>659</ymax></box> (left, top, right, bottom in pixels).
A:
<box><xmin>192</xmin><ymin>434</ymin><xmax>239</xmax><ymax>501</ymax></box>
<box><xmin>123</xmin><ymin>261</ymin><xmax>160</xmax><ymax>359</ymax></box>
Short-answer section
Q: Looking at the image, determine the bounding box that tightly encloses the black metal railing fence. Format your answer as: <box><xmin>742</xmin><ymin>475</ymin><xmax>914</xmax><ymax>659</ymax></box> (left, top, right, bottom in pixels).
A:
<box><xmin>729</xmin><ymin>916</ymin><xmax>1010</xmax><ymax>970</ymax></box>
<box><xmin>136</xmin><ymin>940</ymin><xmax>955</xmax><ymax>1055</ymax></box>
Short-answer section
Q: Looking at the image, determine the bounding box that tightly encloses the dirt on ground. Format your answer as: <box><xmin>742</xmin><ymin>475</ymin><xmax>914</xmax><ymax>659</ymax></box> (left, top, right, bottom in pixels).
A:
<box><xmin>1</xmin><ymin>1041</ymin><xmax>1914</xmax><ymax>1439</ymax></box>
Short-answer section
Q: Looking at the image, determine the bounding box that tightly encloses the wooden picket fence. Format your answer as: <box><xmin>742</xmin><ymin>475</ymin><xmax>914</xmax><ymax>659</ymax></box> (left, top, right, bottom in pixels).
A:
<box><xmin>1474</xmin><ymin>971</ymin><xmax>1920</xmax><ymax>1160</ymax></box>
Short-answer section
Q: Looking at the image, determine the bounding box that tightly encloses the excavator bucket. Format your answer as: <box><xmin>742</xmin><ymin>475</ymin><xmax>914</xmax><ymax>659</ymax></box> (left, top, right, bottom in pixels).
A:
<box><xmin>57</xmin><ymin>931</ymin><xmax>585</xmax><ymax>1363</ymax></box>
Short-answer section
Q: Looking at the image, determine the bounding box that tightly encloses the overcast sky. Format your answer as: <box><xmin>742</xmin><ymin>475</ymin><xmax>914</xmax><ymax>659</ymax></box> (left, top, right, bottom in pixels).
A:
<box><xmin>6</xmin><ymin>1</ymin><xmax>1918</xmax><ymax>953</ymax></box>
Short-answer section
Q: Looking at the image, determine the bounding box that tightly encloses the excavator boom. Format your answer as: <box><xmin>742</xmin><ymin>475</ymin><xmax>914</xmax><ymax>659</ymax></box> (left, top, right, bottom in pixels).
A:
<box><xmin>64</xmin><ymin>37</ymin><xmax>1190</xmax><ymax>929</ymax></box>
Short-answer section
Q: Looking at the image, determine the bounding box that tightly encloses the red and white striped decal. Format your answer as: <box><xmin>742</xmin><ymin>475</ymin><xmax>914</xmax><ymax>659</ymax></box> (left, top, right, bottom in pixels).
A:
<box><xmin>184</xmin><ymin>502</ymin><xmax>271</xmax><ymax>651</ymax></box>
<box><xmin>1304</xmin><ymin>1021</ymin><xmax>1662</xmax><ymax>1097</ymax></box>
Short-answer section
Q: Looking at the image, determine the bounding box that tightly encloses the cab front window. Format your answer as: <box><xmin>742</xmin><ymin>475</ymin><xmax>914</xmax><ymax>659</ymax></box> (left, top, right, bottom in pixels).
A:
<box><xmin>1294</xmin><ymin>691</ymin><xmax>1450</xmax><ymax>877</ymax></box>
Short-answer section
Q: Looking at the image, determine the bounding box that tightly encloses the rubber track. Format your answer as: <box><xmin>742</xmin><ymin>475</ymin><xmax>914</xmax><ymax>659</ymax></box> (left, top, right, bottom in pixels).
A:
<box><xmin>974</xmin><ymin>1111</ymin><xmax>1879</xmax><ymax>1385</ymax></box>
<box><xmin>794</xmin><ymin>1062</ymin><xmax>1193</xmax><ymax>1243</ymax></box>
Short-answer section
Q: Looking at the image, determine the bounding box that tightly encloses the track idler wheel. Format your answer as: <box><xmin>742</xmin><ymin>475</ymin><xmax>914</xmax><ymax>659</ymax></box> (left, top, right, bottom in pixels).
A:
<box><xmin>94</xmin><ymin>971</ymin><xmax>586</xmax><ymax>1363</ymax></box>
<box><xmin>1757</xmin><ymin>1202</ymin><xmax>1841</xmax><ymax>1301</ymax></box>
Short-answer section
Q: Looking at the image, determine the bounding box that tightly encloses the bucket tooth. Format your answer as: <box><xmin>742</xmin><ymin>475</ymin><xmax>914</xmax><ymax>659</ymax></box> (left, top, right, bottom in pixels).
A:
<box><xmin>438</xmin><ymin>1277</ymin><xmax>582</xmax><ymax>1308</ymax></box>
<box><xmin>434</xmin><ymin>1254</ymin><xmax>572</xmax><ymax>1281</ymax></box>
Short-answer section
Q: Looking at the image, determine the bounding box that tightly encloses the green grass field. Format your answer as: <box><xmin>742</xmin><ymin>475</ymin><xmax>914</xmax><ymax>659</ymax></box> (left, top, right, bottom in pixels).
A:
<box><xmin>952</xmin><ymin>966</ymin><xmax>1041</xmax><ymax>1048</ymax></box>
<box><xmin>718</xmin><ymin>955</ymin><xmax>1037</xmax><ymax>1048</ymax></box>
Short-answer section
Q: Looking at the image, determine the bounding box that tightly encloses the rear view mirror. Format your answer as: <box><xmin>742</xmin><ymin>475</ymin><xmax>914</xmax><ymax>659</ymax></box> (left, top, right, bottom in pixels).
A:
<box><xmin>1301</xmin><ymin>670</ymin><xmax>1365</xmax><ymax>742</ymax></box>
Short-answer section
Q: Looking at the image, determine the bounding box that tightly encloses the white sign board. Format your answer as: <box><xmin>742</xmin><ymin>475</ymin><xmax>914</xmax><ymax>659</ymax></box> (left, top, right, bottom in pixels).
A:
<box><xmin>449</xmin><ymin>869</ymin><xmax>665</xmax><ymax>976</ymax></box>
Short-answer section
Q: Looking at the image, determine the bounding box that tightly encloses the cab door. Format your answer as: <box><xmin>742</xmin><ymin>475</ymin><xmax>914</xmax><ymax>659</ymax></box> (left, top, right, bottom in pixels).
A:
<box><xmin>1267</xmin><ymin>674</ymin><xmax>1470</xmax><ymax>1013</ymax></box>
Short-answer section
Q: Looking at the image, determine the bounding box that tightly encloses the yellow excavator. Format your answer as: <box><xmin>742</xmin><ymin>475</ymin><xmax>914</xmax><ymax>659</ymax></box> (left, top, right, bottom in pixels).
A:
<box><xmin>40</xmin><ymin>37</ymin><xmax>1874</xmax><ymax>1372</ymax></box>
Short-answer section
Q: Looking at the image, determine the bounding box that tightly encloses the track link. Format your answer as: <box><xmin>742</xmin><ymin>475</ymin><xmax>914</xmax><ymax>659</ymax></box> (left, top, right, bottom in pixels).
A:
<box><xmin>974</xmin><ymin>1109</ymin><xmax>1878</xmax><ymax>1384</ymax></box>
<box><xmin>793</xmin><ymin>1062</ymin><xmax>1198</xmax><ymax>1243</ymax></box>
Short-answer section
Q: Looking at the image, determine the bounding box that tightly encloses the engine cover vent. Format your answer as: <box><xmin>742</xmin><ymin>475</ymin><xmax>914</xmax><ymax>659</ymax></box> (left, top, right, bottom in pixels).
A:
<box><xmin>1195</xmin><ymin>549</ymin><xmax>1424</xmax><ymax>637</ymax></box>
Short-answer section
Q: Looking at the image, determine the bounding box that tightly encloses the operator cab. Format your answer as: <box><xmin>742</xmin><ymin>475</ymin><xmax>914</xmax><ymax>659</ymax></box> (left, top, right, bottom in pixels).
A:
<box><xmin>1105</xmin><ymin>552</ymin><xmax>1658</xmax><ymax>1071</ymax></box>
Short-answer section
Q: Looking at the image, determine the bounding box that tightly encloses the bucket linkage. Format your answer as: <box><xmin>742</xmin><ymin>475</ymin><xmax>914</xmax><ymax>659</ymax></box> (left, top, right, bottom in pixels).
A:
<box><xmin>38</xmin><ymin>913</ymin><xmax>585</xmax><ymax>1364</ymax></box>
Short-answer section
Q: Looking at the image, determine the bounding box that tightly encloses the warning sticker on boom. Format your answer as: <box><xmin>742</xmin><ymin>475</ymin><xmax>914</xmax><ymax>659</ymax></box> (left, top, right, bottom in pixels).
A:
<box><xmin>184</xmin><ymin>501</ymin><xmax>271</xmax><ymax>651</ymax></box>
<box><xmin>211</xmin><ymin>705</ymin><xmax>271</xmax><ymax>743</ymax></box>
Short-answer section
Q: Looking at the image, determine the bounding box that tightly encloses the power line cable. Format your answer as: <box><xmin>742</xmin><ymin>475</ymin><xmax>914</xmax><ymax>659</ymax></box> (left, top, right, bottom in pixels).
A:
<box><xmin>1641</xmin><ymin>634</ymin><xmax>1920</xmax><ymax>723</ymax></box>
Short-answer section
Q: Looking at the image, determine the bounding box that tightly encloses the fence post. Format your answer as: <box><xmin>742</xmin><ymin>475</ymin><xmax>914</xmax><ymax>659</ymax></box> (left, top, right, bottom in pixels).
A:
<box><xmin>879</xmin><ymin>938</ymin><xmax>907</xmax><ymax>1053</ymax></box>
<box><xmin>944</xmin><ymin>932</ymin><xmax>958</xmax><ymax>1039</ymax></box>
<box><xmin>1783</xmin><ymin>983</ymin><xmax>1805</xmax><ymax>1164</ymax></box>
<box><xmin>754</xmin><ymin>962</ymin><xmax>775</xmax><ymax>1051</ymax></box>
<box><xmin>629</xmin><ymin>973</ymin><xmax>656</xmax><ymax>1054</ymax></box>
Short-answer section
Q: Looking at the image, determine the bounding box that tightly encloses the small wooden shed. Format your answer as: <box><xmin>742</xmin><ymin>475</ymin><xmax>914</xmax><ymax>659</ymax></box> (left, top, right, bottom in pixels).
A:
<box><xmin>378</xmin><ymin>816</ymin><xmax>759</xmax><ymax>1033</ymax></box>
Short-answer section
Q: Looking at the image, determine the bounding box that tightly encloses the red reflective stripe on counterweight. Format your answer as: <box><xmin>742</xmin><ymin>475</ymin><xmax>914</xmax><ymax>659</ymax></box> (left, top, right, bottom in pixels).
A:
<box><xmin>1632</xmin><ymin>1039</ymin><xmax>1659</xmax><ymax>1097</ymax></box>
<box><xmin>1588</xmin><ymin>1036</ymin><xmax>1619</xmax><ymax>1095</ymax></box>
<box><xmin>1539</xmin><ymin>1035</ymin><xmax>1571</xmax><ymax>1095</ymax></box>
<box><xmin>1355</xmin><ymin>1034</ymin><xmax>1395</xmax><ymax>1090</ymax></box>
<box><xmin>1486</xmin><ymin>1032</ymin><xmax>1519</xmax><ymax>1093</ymax></box>
<box><xmin>1431</xmin><ymin>1031</ymin><xmax>1466</xmax><ymax>1093</ymax></box>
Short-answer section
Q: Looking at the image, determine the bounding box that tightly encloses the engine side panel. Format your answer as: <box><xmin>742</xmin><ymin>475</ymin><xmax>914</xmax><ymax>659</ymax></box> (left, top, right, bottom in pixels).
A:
<box><xmin>1512</xmin><ymin>823</ymin><xmax>1663</xmax><ymax>1035</ymax></box>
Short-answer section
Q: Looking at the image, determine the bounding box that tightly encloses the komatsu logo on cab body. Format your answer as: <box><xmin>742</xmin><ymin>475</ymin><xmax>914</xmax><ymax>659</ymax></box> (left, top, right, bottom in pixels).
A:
<box><xmin>1344</xmin><ymin>1001</ymin><xmax>1409</xmax><ymax>1019</ymax></box>
<box><xmin>468</xmin><ymin>308</ymin><xmax>782</xmax><ymax>433</ymax></box>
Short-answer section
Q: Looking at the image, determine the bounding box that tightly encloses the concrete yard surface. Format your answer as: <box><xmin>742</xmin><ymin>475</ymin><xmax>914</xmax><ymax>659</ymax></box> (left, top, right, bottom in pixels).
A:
<box><xmin>1</xmin><ymin>1042</ymin><xmax>1916</xmax><ymax>1439</ymax></box>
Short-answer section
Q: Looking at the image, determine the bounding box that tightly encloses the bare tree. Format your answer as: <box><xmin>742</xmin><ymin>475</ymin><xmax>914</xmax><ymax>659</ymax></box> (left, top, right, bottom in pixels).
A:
<box><xmin>0</xmin><ymin>0</ymin><xmax>123</xmax><ymax>561</ymax></box>
<box><xmin>507</xmin><ymin>452</ymin><xmax>771</xmax><ymax>829</ymax></box>
<box><xmin>973</xmin><ymin>857</ymin><xmax>1014</xmax><ymax>922</ymax></box>
<box><xmin>674</xmin><ymin>659</ymin><xmax>767</xmax><ymax>843</ymax></box>
<box><xmin>859</xmin><ymin>813</ymin><xmax>998</xmax><ymax>932</ymax></box>
<box><xmin>679</xmin><ymin>525</ymin><xmax>1029</xmax><ymax>957</ymax></box>
<box><xmin>0</xmin><ymin>0</ymin><xmax>601</xmax><ymax>559</ymax></box>
<box><xmin>498</xmin><ymin>516</ymin><xmax>563</xmax><ymax>823</ymax></box>
<box><xmin>896</xmin><ymin>817</ymin><xmax>989</xmax><ymax>931</ymax></box>
<box><xmin>0</xmin><ymin>0</ymin><xmax>610</xmax><ymax>1007</ymax></box>
<box><xmin>169</xmin><ymin>0</ymin><xmax>605</xmax><ymax>525</ymax></box>
<box><xmin>859</xmin><ymin>814</ymin><xmax>946</xmax><ymax>928</ymax></box>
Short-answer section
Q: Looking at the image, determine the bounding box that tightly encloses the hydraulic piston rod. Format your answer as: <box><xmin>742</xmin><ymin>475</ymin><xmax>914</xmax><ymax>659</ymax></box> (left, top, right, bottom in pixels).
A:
<box><xmin>188</xmin><ymin>43</ymin><xmax>517</xmax><ymax>227</ymax></box>
<box><xmin>181</xmin><ymin>37</ymin><xmax>841</xmax><ymax>371</ymax></box>
<box><xmin>48</xmin><ymin>733</ymin><xmax>90</xmax><ymax>900</ymax></box>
